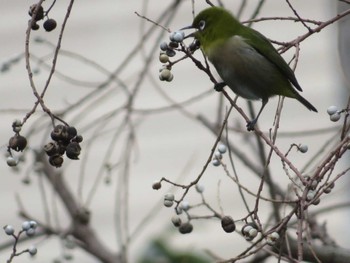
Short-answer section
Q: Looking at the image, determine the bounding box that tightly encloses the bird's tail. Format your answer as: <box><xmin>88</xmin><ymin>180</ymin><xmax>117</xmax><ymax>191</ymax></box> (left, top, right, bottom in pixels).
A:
<box><xmin>295</xmin><ymin>93</ymin><xmax>318</xmax><ymax>112</ymax></box>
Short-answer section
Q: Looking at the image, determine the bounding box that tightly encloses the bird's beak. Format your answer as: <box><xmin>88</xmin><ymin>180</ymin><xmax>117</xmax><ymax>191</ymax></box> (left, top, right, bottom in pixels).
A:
<box><xmin>180</xmin><ymin>25</ymin><xmax>196</xmax><ymax>39</ymax></box>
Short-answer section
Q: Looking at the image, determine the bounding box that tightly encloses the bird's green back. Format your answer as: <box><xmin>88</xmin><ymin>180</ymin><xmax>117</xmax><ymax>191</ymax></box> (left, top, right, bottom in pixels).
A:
<box><xmin>192</xmin><ymin>7</ymin><xmax>302</xmax><ymax>92</ymax></box>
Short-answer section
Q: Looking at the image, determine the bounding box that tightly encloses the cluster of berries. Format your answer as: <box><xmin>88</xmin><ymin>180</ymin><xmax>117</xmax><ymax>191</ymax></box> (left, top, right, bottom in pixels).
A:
<box><xmin>158</xmin><ymin>31</ymin><xmax>185</xmax><ymax>82</ymax></box>
<box><xmin>327</xmin><ymin>105</ymin><xmax>342</xmax><ymax>122</ymax></box>
<box><xmin>44</xmin><ymin>125</ymin><xmax>82</xmax><ymax>168</ymax></box>
<box><xmin>158</xmin><ymin>30</ymin><xmax>201</xmax><ymax>83</ymax></box>
<box><xmin>212</xmin><ymin>144</ymin><xmax>227</xmax><ymax>166</ymax></box>
<box><xmin>3</xmin><ymin>220</ymin><xmax>38</xmax><ymax>256</ymax></box>
<box><xmin>28</xmin><ymin>4</ymin><xmax>57</xmax><ymax>32</ymax></box>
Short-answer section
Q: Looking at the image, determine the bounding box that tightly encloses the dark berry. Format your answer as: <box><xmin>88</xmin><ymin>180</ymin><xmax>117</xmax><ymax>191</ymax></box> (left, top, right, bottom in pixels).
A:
<box><xmin>9</xmin><ymin>135</ymin><xmax>27</xmax><ymax>152</ymax></box>
<box><xmin>66</xmin><ymin>142</ymin><xmax>81</xmax><ymax>160</ymax></box>
<box><xmin>31</xmin><ymin>22</ymin><xmax>40</xmax><ymax>31</ymax></box>
<box><xmin>221</xmin><ymin>216</ymin><xmax>235</xmax><ymax>233</ymax></box>
<box><xmin>49</xmin><ymin>155</ymin><xmax>64</xmax><ymax>168</ymax></box>
<box><xmin>43</xmin><ymin>19</ymin><xmax>57</xmax><ymax>32</ymax></box>
<box><xmin>44</xmin><ymin>142</ymin><xmax>59</xmax><ymax>156</ymax></box>
<box><xmin>29</xmin><ymin>4</ymin><xmax>44</xmax><ymax>21</ymax></box>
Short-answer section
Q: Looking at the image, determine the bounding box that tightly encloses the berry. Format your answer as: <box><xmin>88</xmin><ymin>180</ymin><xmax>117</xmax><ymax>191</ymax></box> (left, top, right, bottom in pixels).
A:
<box><xmin>28</xmin><ymin>245</ymin><xmax>37</xmax><ymax>256</ymax></box>
<box><xmin>6</xmin><ymin>156</ymin><xmax>18</xmax><ymax>167</ymax></box>
<box><xmin>179</xmin><ymin>222</ymin><xmax>193</xmax><ymax>234</ymax></box>
<box><xmin>160</xmin><ymin>42</ymin><xmax>168</xmax><ymax>51</ymax></box>
<box><xmin>212</xmin><ymin>159</ymin><xmax>220</xmax><ymax>166</ymax></box>
<box><xmin>159</xmin><ymin>68</ymin><xmax>174</xmax><ymax>82</ymax></box>
<box><xmin>9</xmin><ymin>135</ymin><xmax>27</xmax><ymax>152</ymax></box>
<box><xmin>266</xmin><ymin>232</ymin><xmax>280</xmax><ymax>246</ymax></box>
<box><xmin>152</xmin><ymin>181</ymin><xmax>161</xmax><ymax>190</ymax></box>
<box><xmin>170</xmin><ymin>31</ymin><xmax>185</xmax><ymax>43</ymax></box>
<box><xmin>28</xmin><ymin>4</ymin><xmax>44</xmax><ymax>21</ymax></box>
<box><xmin>299</xmin><ymin>144</ymin><xmax>308</xmax><ymax>153</ymax></box>
<box><xmin>29</xmin><ymin>221</ymin><xmax>37</xmax><ymax>229</ymax></box>
<box><xmin>327</xmin><ymin>105</ymin><xmax>338</xmax><ymax>116</ymax></box>
<box><xmin>248</xmin><ymin>228</ymin><xmax>258</xmax><ymax>238</ymax></box>
<box><xmin>49</xmin><ymin>155</ymin><xmax>64</xmax><ymax>168</ymax></box>
<box><xmin>195</xmin><ymin>184</ymin><xmax>204</xmax><ymax>193</ymax></box>
<box><xmin>218</xmin><ymin>144</ymin><xmax>227</xmax><ymax>154</ymax></box>
<box><xmin>163</xmin><ymin>200</ymin><xmax>173</xmax><ymax>207</ymax></box>
<box><xmin>214</xmin><ymin>151</ymin><xmax>222</xmax><ymax>160</ymax></box>
<box><xmin>43</xmin><ymin>19</ymin><xmax>57</xmax><ymax>32</ymax></box>
<box><xmin>3</xmin><ymin>225</ymin><xmax>15</xmax><ymax>235</ymax></box>
<box><xmin>171</xmin><ymin>216</ymin><xmax>182</xmax><ymax>227</ymax></box>
<box><xmin>44</xmin><ymin>142</ymin><xmax>59</xmax><ymax>156</ymax></box>
<box><xmin>26</xmin><ymin>228</ymin><xmax>35</xmax><ymax>237</ymax></box>
<box><xmin>66</xmin><ymin>142</ymin><xmax>81</xmax><ymax>160</ymax></box>
<box><xmin>221</xmin><ymin>216</ymin><xmax>235</xmax><ymax>233</ymax></box>
<box><xmin>164</xmin><ymin>193</ymin><xmax>174</xmax><ymax>201</ymax></box>
<box><xmin>159</xmin><ymin>53</ymin><xmax>169</xmax><ymax>63</ymax></box>
<box><xmin>22</xmin><ymin>221</ymin><xmax>31</xmax><ymax>231</ymax></box>
<box><xmin>180</xmin><ymin>201</ymin><xmax>189</xmax><ymax>211</ymax></box>
<box><xmin>330</xmin><ymin>112</ymin><xmax>341</xmax><ymax>122</ymax></box>
<box><xmin>67</xmin><ymin>126</ymin><xmax>77</xmax><ymax>139</ymax></box>
<box><xmin>166</xmin><ymin>49</ymin><xmax>176</xmax><ymax>57</ymax></box>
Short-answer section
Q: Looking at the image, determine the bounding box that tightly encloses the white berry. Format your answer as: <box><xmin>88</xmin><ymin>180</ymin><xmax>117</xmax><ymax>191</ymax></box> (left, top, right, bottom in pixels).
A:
<box><xmin>327</xmin><ymin>105</ymin><xmax>338</xmax><ymax>116</ymax></box>
<box><xmin>180</xmin><ymin>201</ymin><xmax>190</xmax><ymax>211</ymax></box>
<box><xmin>214</xmin><ymin>151</ymin><xmax>222</xmax><ymax>160</ymax></box>
<box><xmin>29</xmin><ymin>221</ymin><xmax>37</xmax><ymax>229</ymax></box>
<box><xmin>22</xmin><ymin>221</ymin><xmax>31</xmax><ymax>231</ymax></box>
<box><xmin>195</xmin><ymin>184</ymin><xmax>204</xmax><ymax>193</ymax></box>
<box><xmin>160</xmin><ymin>42</ymin><xmax>168</xmax><ymax>51</ymax></box>
<box><xmin>248</xmin><ymin>228</ymin><xmax>258</xmax><ymax>238</ymax></box>
<box><xmin>171</xmin><ymin>31</ymin><xmax>185</xmax><ymax>42</ymax></box>
<box><xmin>3</xmin><ymin>225</ymin><xmax>15</xmax><ymax>235</ymax></box>
<box><xmin>212</xmin><ymin>159</ymin><xmax>220</xmax><ymax>166</ymax></box>
<box><xmin>299</xmin><ymin>144</ymin><xmax>308</xmax><ymax>153</ymax></box>
<box><xmin>26</xmin><ymin>228</ymin><xmax>35</xmax><ymax>237</ymax></box>
<box><xmin>218</xmin><ymin>144</ymin><xmax>227</xmax><ymax>154</ymax></box>
<box><xmin>28</xmin><ymin>245</ymin><xmax>37</xmax><ymax>256</ymax></box>
<box><xmin>164</xmin><ymin>193</ymin><xmax>175</xmax><ymax>201</ymax></box>
<box><xmin>6</xmin><ymin>156</ymin><xmax>18</xmax><ymax>167</ymax></box>
<box><xmin>163</xmin><ymin>200</ymin><xmax>174</xmax><ymax>208</ymax></box>
<box><xmin>330</xmin><ymin>112</ymin><xmax>341</xmax><ymax>122</ymax></box>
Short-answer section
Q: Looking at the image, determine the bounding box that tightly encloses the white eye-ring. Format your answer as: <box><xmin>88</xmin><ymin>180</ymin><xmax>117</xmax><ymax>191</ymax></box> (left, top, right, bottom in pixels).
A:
<box><xmin>198</xmin><ymin>20</ymin><xmax>206</xmax><ymax>31</ymax></box>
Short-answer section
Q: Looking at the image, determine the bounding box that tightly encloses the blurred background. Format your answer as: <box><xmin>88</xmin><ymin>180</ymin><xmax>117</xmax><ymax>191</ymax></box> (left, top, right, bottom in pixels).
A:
<box><xmin>0</xmin><ymin>0</ymin><xmax>349</xmax><ymax>262</ymax></box>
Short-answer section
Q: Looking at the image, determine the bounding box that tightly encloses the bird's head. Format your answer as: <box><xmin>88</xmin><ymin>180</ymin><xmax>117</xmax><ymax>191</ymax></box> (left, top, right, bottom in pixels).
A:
<box><xmin>182</xmin><ymin>7</ymin><xmax>241</xmax><ymax>51</ymax></box>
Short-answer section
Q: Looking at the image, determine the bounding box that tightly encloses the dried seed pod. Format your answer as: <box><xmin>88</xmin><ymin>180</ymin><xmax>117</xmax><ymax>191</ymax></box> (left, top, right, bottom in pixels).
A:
<box><xmin>171</xmin><ymin>216</ymin><xmax>182</xmax><ymax>227</ymax></box>
<box><xmin>73</xmin><ymin>135</ymin><xmax>83</xmax><ymax>143</ymax></box>
<box><xmin>51</xmin><ymin>124</ymin><xmax>67</xmax><ymax>141</ymax></box>
<box><xmin>221</xmin><ymin>216</ymin><xmax>235</xmax><ymax>233</ymax></box>
<box><xmin>49</xmin><ymin>155</ymin><xmax>64</xmax><ymax>168</ymax></box>
<box><xmin>179</xmin><ymin>222</ymin><xmax>193</xmax><ymax>234</ymax></box>
<box><xmin>66</xmin><ymin>142</ymin><xmax>81</xmax><ymax>160</ymax></box>
<box><xmin>9</xmin><ymin>135</ymin><xmax>27</xmax><ymax>152</ymax></box>
<box><xmin>31</xmin><ymin>22</ymin><xmax>40</xmax><ymax>30</ymax></box>
<box><xmin>152</xmin><ymin>181</ymin><xmax>162</xmax><ymax>190</ymax></box>
<box><xmin>43</xmin><ymin>18</ymin><xmax>57</xmax><ymax>32</ymax></box>
<box><xmin>44</xmin><ymin>142</ymin><xmax>59</xmax><ymax>156</ymax></box>
<box><xmin>67</xmin><ymin>126</ymin><xmax>77</xmax><ymax>139</ymax></box>
<box><xmin>28</xmin><ymin>4</ymin><xmax>44</xmax><ymax>21</ymax></box>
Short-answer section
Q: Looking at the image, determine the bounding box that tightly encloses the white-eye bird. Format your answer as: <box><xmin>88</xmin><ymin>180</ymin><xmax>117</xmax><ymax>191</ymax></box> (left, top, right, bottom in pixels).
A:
<box><xmin>183</xmin><ymin>7</ymin><xmax>317</xmax><ymax>131</ymax></box>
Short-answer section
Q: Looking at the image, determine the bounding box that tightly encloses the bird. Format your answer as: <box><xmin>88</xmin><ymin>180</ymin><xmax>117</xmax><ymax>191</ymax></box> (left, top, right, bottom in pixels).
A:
<box><xmin>182</xmin><ymin>6</ymin><xmax>317</xmax><ymax>131</ymax></box>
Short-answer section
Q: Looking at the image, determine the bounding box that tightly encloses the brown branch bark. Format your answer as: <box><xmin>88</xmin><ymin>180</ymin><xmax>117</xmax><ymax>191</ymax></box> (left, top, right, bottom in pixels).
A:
<box><xmin>37</xmin><ymin>151</ymin><xmax>120</xmax><ymax>263</ymax></box>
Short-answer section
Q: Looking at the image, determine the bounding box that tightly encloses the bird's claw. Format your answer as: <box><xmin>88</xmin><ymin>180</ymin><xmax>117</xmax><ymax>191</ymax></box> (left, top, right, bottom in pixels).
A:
<box><xmin>246</xmin><ymin>120</ymin><xmax>257</xmax><ymax>131</ymax></box>
<box><xmin>214</xmin><ymin>82</ymin><xmax>226</xmax><ymax>92</ymax></box>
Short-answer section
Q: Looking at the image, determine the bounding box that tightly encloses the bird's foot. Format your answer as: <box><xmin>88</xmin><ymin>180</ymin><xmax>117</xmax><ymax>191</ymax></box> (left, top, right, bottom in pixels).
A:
<box><xmin>246</xmin><ymin>119</ymin><xmax>257</xmax><ymax>131</ymax></box>
<box><xmin>214</xmin><ymin>82</ymin><xmax>226</xmax><ymax>92</ymax></box>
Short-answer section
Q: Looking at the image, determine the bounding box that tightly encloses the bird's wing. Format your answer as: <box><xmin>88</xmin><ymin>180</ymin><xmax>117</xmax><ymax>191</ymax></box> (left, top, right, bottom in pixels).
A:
<box><xmin>239</xmin><ymin>26</ymin><xmax>303</xmax><ymax>92</ymax></box>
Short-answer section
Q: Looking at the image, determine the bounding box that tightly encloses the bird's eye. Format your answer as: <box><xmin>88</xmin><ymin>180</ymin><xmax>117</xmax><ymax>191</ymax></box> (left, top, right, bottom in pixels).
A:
<box><xmin>198</xmin><ymin>20</ymin><xmax>206</xmax><ymax>31</ymax></box>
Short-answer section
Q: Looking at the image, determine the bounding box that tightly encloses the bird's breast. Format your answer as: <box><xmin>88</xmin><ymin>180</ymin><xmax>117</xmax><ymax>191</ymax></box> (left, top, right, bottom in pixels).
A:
<box><xmin>206</xmin><ymin>36</ymin><xmax>290</xmax><ymax>100</ymax></box>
